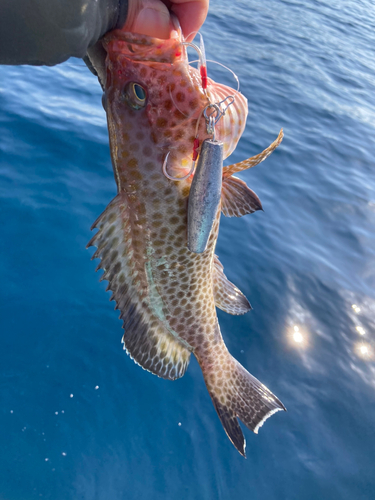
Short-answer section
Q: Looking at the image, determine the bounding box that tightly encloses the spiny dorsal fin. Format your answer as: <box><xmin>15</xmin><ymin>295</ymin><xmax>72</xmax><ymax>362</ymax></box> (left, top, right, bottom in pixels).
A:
<box><xmin>87</xmin><ymin>193</ymin><xmax>191</xmax><ymax>381</ymax></box>
<box><xmin>221</xmin><ymin>176</ymin><xmax>262</xmax><ymax>217</ymax></box>
<box><xmin>223</xmin><ymin>129</ymin><xmax>283</xmax><ymax>178</ymax></box>
<box><xmin>213</xmin><ymin>255</ymin><xmax>251</xmax><ymax>315</ymax></box>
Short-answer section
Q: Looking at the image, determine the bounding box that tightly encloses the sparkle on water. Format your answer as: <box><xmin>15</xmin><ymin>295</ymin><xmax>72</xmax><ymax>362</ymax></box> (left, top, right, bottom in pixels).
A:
<box><xmin>355</xmin><ymin>342</ymin><xmax>373</xmax><ymax>360</ymax></box>
<box><xmin>293</xmin><ymin>326</ymin><xmax>304</xmax><ymax>343</ymax></box>
<box><xmin>355</xmin><ymin>326</ymin><xmax>366</xmax><ymax>336</ymax></box>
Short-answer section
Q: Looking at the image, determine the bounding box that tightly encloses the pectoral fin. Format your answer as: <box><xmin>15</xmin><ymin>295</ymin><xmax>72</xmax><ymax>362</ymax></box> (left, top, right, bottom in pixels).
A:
<box><xmin>213</xmin><ymin>255</ymin><xmax>251</xmax><ymax>315</ymax></box>
<box><xmin>221</xmin><ymin>176</ymin><xmax>262</xmax><ymax>217</ymax></box>
<box><xmin>223</xmin><ymin>129</ymin><xmax>283</xmax><ymax>178</ymax></box>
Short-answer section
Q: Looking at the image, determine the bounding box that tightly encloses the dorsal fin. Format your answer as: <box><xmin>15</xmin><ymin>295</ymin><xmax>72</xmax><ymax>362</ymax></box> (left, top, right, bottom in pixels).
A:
<box><xmin>223</xmin><ymin>129</ymin><xmax>283</xmax><ymax>178</ymax></box>
<box><xmin>221</xmin><ymin>176</ymin><xmax>262</xmax><ymax>217</ymax></box>
<box><xmin>87</xmin><ymin>193</ymin><xmax>191</xmax><ymax>380</ymax></box>
<box><xmin>213</xmin><ymin>255</ymin><xmax>251</xmax><ymax>315</ymax></box>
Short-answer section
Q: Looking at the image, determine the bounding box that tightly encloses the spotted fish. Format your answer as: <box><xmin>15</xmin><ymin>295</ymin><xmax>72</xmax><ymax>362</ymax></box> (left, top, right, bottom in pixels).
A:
<box><xmin>87</xmin><ymin>29</ymin><xmax>285</xmax><ymax>456</ymax></box>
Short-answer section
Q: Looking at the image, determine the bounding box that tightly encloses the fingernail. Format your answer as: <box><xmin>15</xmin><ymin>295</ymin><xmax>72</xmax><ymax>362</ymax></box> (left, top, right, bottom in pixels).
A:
<box><xmin>133</xmin><ymin>7</ymin><xmax>170</xmax><ymax>39</ymax></box>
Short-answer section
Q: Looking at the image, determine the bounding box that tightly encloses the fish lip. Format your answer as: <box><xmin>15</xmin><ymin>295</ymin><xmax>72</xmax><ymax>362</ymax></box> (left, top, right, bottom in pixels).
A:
<box><xmin>102</xmin><ymin>30</ymin><xmax>186</xmax><ymax>67</ymax></box>
<box><xmin>104</xmin><ymin>30</ymin><xmax>182</xmax><ymax>46</ymax></box>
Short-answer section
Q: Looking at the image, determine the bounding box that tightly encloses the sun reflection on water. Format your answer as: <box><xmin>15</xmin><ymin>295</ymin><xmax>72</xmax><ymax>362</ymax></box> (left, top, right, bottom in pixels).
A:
<box><xmin>288</xmin><ymin>325</ymin><xmax>309</xmax><ymax>349</ymax></box>
<box><xmin>293</xmin><ymin>326</ymin><xmax>304</xmax><ymax>343</ymax></box>
<box><xmin>354</xmin><ymin>342</ymin><xmax>374</xmax><ymax>360</ymax></box>
<box><xmin>355</xmin><ymin>326</ymin><xmax>366</xmax><ymax>336</ymax></box>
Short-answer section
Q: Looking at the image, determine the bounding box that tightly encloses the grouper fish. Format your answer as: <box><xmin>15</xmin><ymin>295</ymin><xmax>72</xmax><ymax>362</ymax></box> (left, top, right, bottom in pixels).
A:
<box><xmin>87</xmin><ymin>28</ymin><xmax>285</xmax><ymax>456</ymax></box>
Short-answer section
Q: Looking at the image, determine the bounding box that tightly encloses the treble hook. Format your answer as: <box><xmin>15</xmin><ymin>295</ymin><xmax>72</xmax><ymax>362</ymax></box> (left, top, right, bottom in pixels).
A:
<box><xmin>162</xmin><ymin>152</ymin><xmax>196</xmax><ymax>181</ymax></box>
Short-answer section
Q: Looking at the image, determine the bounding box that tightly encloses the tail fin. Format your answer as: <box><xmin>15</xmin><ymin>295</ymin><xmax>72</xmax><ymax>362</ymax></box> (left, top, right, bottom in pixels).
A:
<box><xmin>200</xmin><ymin>350</ymin><xmax>286</xmax><ymax>457</ymax></box>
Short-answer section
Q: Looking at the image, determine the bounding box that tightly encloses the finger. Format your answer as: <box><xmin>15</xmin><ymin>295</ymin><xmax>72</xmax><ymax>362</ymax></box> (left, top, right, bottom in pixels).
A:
<box><xmin>122</xmin><ymin>0</ymin><xmax>209</xmax><ymax>41</ymax></box>
<box><xmin>124</xmin><ymin>0</ymin><xmax>171</xmax><ymax>40</ymax></box>
<box><xmin>169</xmin><ymin>0</ymin><xmax>209</xmax><ymax>41</ymax></box>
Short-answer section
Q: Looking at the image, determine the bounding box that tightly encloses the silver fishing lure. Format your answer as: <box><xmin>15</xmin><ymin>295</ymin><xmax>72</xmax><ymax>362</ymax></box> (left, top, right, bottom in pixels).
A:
<box><xmin>161</xmin><ymin>31</ymin><xmax>236</xmax><ymax>254</ymax></box>
<box><xmin>187</xmin><ymin>138</ymin><xmax>224</xmax><ymax>253</ymax></box>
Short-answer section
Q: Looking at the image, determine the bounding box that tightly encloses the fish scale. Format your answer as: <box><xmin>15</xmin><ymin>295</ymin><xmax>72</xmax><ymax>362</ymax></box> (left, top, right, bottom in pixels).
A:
<box><xmin>87</xmin><ymin>29</ymin><xmax>285</xmax><ymax>456</ymax></box>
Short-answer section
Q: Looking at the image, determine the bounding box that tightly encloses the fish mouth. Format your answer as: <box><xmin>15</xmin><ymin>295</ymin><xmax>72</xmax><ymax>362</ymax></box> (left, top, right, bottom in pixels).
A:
<box><xmin>102</xmin><ymin>30</ymin><xmax>186</xmax><ymax>65</ymax></box>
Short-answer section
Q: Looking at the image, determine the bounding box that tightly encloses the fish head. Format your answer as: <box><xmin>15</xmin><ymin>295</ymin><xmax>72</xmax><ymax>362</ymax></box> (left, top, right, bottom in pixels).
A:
<box><xmin>102</xmin><ymin>31</ymin><xmax>248</xmax><ymax>179</ymax></box>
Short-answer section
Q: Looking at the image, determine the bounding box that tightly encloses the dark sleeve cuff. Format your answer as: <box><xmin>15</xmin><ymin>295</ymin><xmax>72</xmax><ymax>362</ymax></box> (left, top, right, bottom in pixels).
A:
<box><xmin>0</xmin><ymin>0</ymin><xmax>128</xmax><ymax>65</ymax></box>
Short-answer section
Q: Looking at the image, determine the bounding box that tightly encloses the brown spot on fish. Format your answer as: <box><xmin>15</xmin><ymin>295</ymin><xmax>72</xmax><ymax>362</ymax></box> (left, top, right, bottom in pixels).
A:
<box><xmin>152</xmin><ymin>220</ymin><xmax>163</xmax><ymax>229</ymax></box>
<box><xmin>156</xmin><ymin>117</ymin><xmax>168</xmax><ymax>128</ymax></box>
<box><xmin>129</xmin><ymin>170</ymin><xmax>143</xmax><ymax>181</ymax></box>
<box><xmin>174</xmin><ymin>128</ymin><xmax>185</xmax><ymax>141</ymax></box>
<box><xmin>164</xmin><ymin>99</ymin><xmax>173</xmax><ymax>111</ymax></box>
<box><xmin>176</xmin><ymin>92</ymin><xmax>185</xmax><ymax>102</ymax></box>
<box><xmin>174</xmin><ymin>109</ymin><xmax>185</xmax><ymax>120</ymax></box>
<box><xmin>127</xmin><ymin>158</ymin><xmax>138</xmax><ymax>169</ymax></box>
<box><xmin>189</xmin><ymin>99</ymin><xmax>198</xmax><ymax>110</ymax></box>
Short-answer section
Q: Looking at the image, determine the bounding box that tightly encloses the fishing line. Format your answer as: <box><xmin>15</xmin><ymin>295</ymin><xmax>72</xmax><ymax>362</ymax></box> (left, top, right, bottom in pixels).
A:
<box><xmin>168</xmin><ymin>85</ymin><xmax>190</xmax><ymax>119</ymax></box>
<box><xmin>188</xmin><ymin>59</ymin><xmax>240</xmax><ymax>94</ymax></box>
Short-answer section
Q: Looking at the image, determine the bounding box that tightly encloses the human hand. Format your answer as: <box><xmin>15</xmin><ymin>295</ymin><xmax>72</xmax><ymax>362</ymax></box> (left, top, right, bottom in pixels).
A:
<box><xmin>86</xmin><ymin>0</ymin><xmax>209</xmax><ymax>88</ymax></box>
<box><xmin>0</xmin><ymin>0</ymin><xmax>208</xmax><ymax>66</ymax></box>
<box><xmin>124</xmin><ymin>0</ymin><xmax>209</xmax><ymax>41</ymax></box>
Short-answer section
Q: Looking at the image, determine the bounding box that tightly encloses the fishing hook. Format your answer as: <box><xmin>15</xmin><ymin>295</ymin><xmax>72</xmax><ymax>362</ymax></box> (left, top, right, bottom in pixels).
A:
<box><xmin>161</xmin><ymin>93</ymin><xmax>235</xmax><ymax>183</ymax></box>
<box><xmin>162</xmin><ymin>152</ymin><xmax>196</xmax><ymax>181</ymax></box>
<box><xmin>182</xmin><ymin>34</ymin><xmax>208</xmax><ymax>90</ymax></box>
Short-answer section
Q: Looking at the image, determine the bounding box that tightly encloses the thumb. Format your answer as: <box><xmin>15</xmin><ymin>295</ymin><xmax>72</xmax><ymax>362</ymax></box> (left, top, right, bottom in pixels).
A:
<box><xmin>123</xmin><ymin>0</ymin><xmax>172</xmax><ymax>40</ymax></box>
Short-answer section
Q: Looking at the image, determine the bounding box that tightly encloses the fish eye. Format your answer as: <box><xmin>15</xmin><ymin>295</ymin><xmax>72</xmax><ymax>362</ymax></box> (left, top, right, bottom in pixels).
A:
<box><xmin>124</xmin><ymin>82</ymin><xmax>147</xmax><ymax>110</ymax></box>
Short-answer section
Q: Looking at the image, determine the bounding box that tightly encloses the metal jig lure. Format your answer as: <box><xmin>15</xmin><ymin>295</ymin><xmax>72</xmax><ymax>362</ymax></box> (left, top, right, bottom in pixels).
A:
<box><xmin>187</xmin><ymin>102</ymin><xmax>225</xmax><ymax>253</ymax></box>
<box><xmin>162</xmin><ymin>32</ymin><xmax>237</xmax><ymax>253</ymax></box>
<box><xmin>187</xmin><ymin>136</ymin><xmax>224</xmax><ymax>253</ymax></box>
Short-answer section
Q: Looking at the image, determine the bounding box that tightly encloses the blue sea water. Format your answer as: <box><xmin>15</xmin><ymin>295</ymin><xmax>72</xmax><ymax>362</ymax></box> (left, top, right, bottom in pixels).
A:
<box><xmin>1</xmin><ymin>0</ymin><xmax>375</xmax><ymax>498</ymax></box>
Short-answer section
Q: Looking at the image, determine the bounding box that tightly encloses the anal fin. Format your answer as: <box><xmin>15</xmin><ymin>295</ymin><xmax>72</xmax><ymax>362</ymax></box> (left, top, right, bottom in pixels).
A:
<box><xmin>213</xmin><ymin>255</ymin><xmax>251</xmax><ymax>315</ymax></box>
